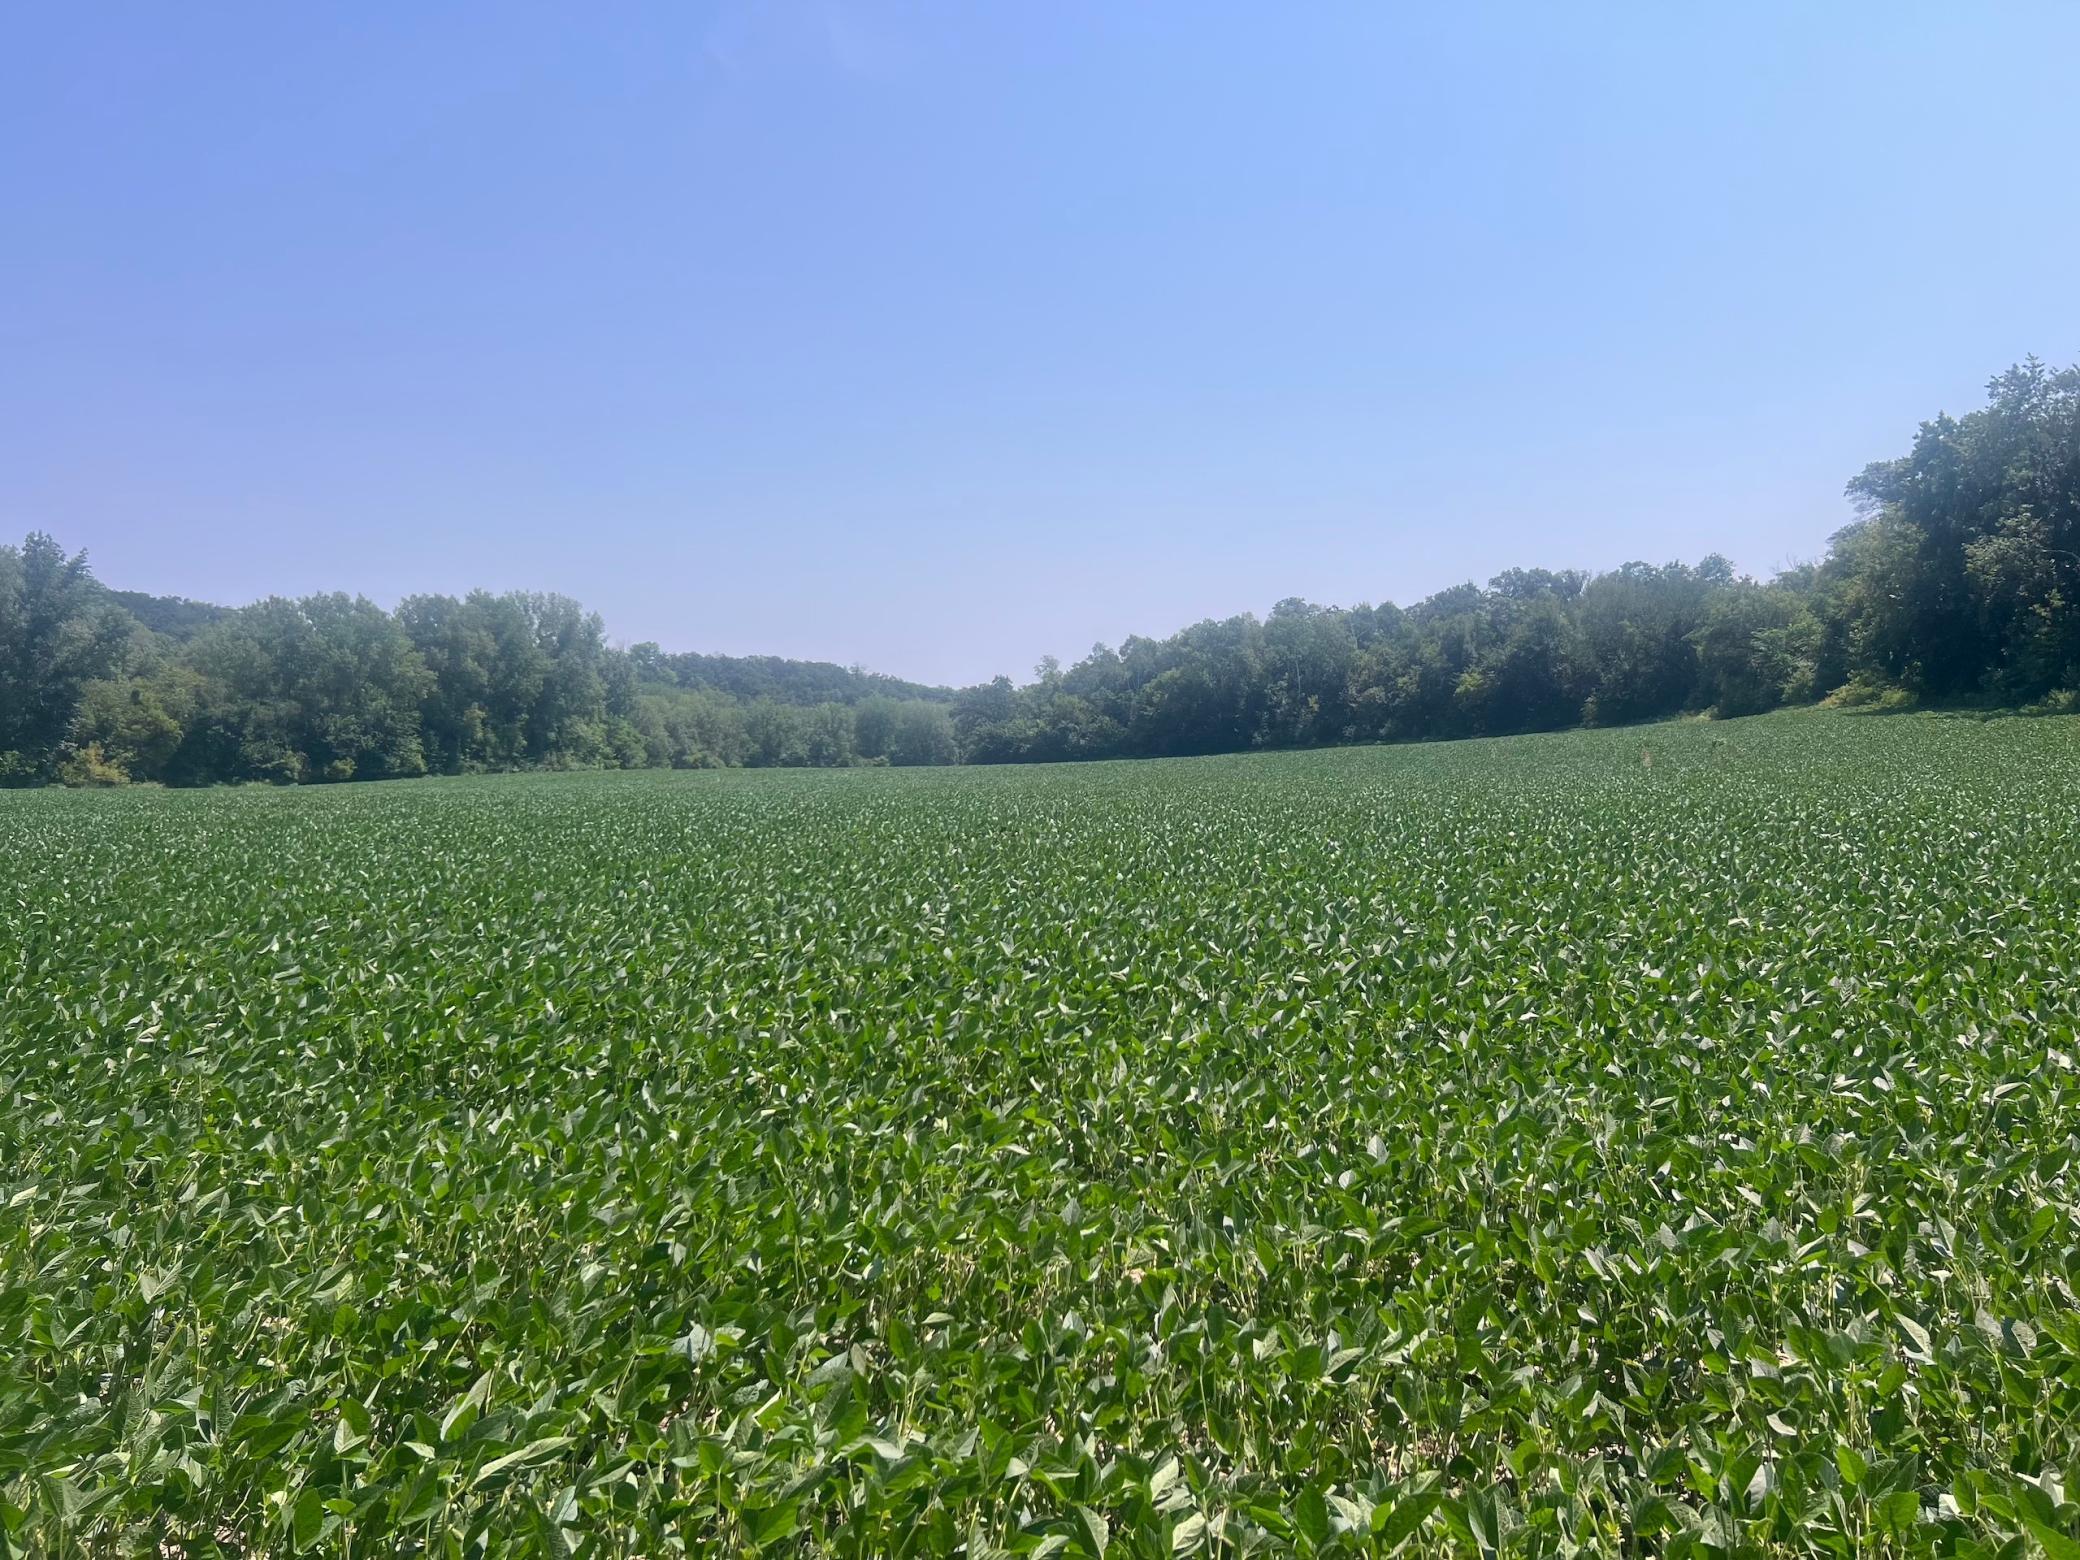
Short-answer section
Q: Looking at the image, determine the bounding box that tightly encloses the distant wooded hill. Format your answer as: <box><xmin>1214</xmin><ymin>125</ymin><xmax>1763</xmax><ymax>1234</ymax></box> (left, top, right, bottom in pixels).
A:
<box><xmin>106</xmin><ymin>590</ymin><xmax>232</xmax><ymax>642</ymax></box>
<box><xmin>632</xmin><ymin>649</ymin><xmax>953</xmax><ymax>707</ymax></box>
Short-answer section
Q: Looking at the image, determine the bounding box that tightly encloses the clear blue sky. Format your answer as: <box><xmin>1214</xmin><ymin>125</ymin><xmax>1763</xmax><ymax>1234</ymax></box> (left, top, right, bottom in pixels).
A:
<box><xmin>4</xmin><ymin>3</ymin><xmax>2077</xmax><ymax>686</ymax></box>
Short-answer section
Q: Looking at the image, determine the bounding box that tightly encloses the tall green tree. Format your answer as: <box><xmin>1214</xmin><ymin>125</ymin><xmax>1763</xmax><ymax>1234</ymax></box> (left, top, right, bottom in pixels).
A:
<box><xmin>1842</xmin><ymin>359</ymin><xmax>2080</xmax><ymax>698</ymax></box>
<box><xmin>0</xmin><ymin>533</ymin><xmax>132</xmax><ymax>782</ymax></box>
<box><xmin>178</xmin><ymin>595</ymin><xmax>432</xmax><ymax>782</ymax></box>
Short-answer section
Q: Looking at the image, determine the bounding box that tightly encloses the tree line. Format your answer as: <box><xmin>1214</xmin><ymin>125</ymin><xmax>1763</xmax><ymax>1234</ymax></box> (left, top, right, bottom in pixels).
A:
<box><xmin>0</xmin><ymin>570</ymin><xmax>962</xmax><ymax>785</ymax></box>
<box><xmin>3</xmin><ymin>358</ymin><xmax>2076</xmax><ymax>787</ymax></box>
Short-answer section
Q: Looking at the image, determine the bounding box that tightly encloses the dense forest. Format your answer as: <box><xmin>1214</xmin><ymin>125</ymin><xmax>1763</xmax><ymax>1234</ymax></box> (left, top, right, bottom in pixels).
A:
<box><xmin>3</xmin><ymin>359</ymin><xmax>2076</xmax><ymax>787</ymax></box>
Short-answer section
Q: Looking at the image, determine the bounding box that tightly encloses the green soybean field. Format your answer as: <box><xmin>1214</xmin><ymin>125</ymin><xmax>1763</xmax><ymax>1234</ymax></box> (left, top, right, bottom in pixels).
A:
<box><xmin>6</xmin><ymin>710</ymin><xmax>2080</xmax><ymax>1559</ymax></box>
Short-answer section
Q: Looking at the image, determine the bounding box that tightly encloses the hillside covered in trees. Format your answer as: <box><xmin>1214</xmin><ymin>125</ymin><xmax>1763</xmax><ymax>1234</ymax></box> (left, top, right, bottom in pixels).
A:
<box><xmin>3</xmin><ymin>359</ymin><xmax>2076</xmax><ymax>787</ymax></box>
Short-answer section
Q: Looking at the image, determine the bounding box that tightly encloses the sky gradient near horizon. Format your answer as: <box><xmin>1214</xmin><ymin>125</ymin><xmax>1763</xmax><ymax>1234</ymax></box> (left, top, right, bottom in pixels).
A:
<box><xmin>5</xmin><ymin>2</ymin><xmax>2078</xmax><ymax>686</ymax></box>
